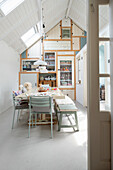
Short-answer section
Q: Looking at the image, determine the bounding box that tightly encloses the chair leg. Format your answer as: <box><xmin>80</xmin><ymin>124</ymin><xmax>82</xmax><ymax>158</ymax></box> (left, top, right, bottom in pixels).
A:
<box><xmin>35</xmin><ymin>114</ymin><xmax>37</xmax><ymax>127</ymax></box>
<box><xmin>74</xmin><ymin>111</ymin><xmax>79</xmax><ymax>131</ymax></box>
<box><xmin>51</xmin><ymin>112</ymin><xmax>53</xmax><ymax>138</ymax></box>
<box><xmin>17</xmin><ymin>110</ymin><xmax>20</xmax><ymax>122</ymax></box>
<box><xmin>58</xmin><ymin>113</ymin><xmax>62</xmax><ymax>131</ymax></box>
<box><xmin>12</xmin><ymin>109</ymin><xmax>16</xmax><ymax>129</ymax></box>
<box><xmin>28</xmin><ymin>113</ymin><xmax>31</xmax><ymax>138</ymax></box>
<box><xmin>32</xmin><ymin>114</ymin><xmax>33</xmax><ymax>127</ymax></box>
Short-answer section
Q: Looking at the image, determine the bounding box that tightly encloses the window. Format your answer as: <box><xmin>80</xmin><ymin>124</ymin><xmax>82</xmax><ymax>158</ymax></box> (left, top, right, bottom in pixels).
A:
<box><xmin>99</xmin><ymin>5</ymin><xmax>109</xmax><ymax>38</ymax></box>
<box><xmin>99</xmin><ymin>77</ymin><xmax>110</xmax><ymax>111</ymax></box>
<box><xmin>76</xmin><ymin>57</ymin><xmax>81</xmax><ymax>84</ymax></box>
<box><xmin>78</xmin><ymin>58</ymin><xmax>81</xmax><ymax>83</ymax></box>
<box><xmin>62</xmin><ymin>28</ymin><xmax>71</xmax><ymax>39</ymax></box>
<box><xmin>99</xmin><ymin>5</ymin><xmax>110</xmax><ymax>111</ymax></box>
<box><xmin>0</xmin><ymin>0</ymin><xmax>24</xmax><ymax>16</ymax></box>
<box><xmin>99</xmin><ymin>41</ymin><xmax>110</xmax><ymax>74</ymax></box>
<box><xmin>0</xmin><ymin>0</ymin><xmax>4</xmax><ymax>3</ymax></box>
<box><xmin>21</xmin><ymin>25</ymin><xmax>40</xmax><ymax>48</ymax></box>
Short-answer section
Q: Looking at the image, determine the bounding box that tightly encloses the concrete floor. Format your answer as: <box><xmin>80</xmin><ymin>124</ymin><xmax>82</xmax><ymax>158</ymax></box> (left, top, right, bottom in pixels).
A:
<box><xmin>0</xmin><ymin>101</ymin><xmax>87</xmax><ymax>170</ymax></box>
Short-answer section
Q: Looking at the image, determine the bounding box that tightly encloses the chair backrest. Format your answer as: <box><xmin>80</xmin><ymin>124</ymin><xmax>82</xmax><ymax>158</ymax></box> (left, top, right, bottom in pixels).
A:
<box><xmin>12</xmin><ymin>93</ymin><xmax>16</xmax><ymax>105</ymax></box>
<box><xmin>29</xmin><ymin>96</ymin><xmax>52</xmax><ymax>110</ymax></box>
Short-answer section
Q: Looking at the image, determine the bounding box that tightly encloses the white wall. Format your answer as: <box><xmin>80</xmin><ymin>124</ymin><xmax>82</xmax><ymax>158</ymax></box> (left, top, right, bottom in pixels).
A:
<box><xmin>76</xmin><ymin>45</ymin><xmax>87</xmax><ymax>106</ymax></box>
<box><xmin>28</xmin><ymin>39</ymin><xmax>41</xmax><ymax>58</ymax></box>
<box><xmin>0</xmin><ymin>41</ymin><xmax>19</xmax><ymax>114</ymax></box>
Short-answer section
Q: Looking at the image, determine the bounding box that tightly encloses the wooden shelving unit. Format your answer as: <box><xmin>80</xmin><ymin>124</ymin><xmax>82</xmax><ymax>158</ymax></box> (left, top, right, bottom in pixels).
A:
<box><xmin>19</xmin><ymin>18</ymin><xmax>87</xmax><ymax>100</ymax></box>
<box><xmin>39</xmin><ymin>80</ymin><xmax>56</xmax><ymax>87</ymax></box>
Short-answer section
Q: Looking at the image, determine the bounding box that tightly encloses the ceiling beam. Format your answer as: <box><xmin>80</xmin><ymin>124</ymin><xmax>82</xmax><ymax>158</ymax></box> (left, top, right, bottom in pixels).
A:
<box><xmin>65</xmin><ymin>0</ymin><xmax>73</xmax><ymax>19</ymax></box>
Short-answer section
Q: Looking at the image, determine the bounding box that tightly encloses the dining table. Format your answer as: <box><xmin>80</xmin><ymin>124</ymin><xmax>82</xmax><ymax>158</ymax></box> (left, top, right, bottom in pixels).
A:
<box><xmin>15</xmin><ymin>87</ymin><xmax>65</xmax><ymax>124</ymax></box>
<box><xmin>15</xmin><ymin>87</ymin><xmax>65</xmax><ymax>99</ymax></box>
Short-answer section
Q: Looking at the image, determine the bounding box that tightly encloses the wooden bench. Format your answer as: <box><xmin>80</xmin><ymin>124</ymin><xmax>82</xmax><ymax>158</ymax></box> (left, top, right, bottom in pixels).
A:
<box><xmin>55</xmin><ymin>96</ymin><xmax>79</xmax><ymax>132</ymax></box>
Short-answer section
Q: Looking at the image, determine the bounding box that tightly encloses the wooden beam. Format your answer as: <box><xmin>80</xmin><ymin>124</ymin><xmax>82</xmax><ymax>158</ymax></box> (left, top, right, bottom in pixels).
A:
<box><xmin>65</xmin><ymin>0</ymin><xmax>73</xmax><ymax>19</ymax></box>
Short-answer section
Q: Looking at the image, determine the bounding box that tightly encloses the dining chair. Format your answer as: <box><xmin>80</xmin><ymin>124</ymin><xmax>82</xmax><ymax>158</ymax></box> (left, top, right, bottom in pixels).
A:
<box><xmin>12</xmin><ymin>94</ymin><xmax>29</xmax><ymax>129</ymax></box>
<box><xmin>28</xmin><ymin>96</ymin><xmax>53</xmax><ymax>138</ymax></box>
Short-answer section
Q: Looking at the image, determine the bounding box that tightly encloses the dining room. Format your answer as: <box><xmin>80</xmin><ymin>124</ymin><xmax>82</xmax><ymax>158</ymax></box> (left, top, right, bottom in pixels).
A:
<box><xmin>0</xmin><ymin>0</ymin><xmax>111</xmax><ymax>170</ymax></box>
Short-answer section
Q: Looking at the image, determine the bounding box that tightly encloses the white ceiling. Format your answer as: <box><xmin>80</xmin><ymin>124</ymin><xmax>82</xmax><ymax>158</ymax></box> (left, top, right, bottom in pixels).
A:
<box><xmin>0</xmin><ymin>0</ymin><xmax>109</xmax><ymax>54</ymax></box>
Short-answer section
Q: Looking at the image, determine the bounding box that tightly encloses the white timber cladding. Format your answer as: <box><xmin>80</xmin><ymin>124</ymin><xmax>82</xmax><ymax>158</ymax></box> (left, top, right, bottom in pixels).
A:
<box><xmin>100</xmin><ymin>121</ymin><xmax>111</xmax><ymax>161</ymax></box>
<box><xmin>44</xmin><ymin>41</ymin><xmax>71</xmax><ymax>50</ymax></box>
<box><xmin>28</xmin><ymin>39</ymin><xmax>41</xmax><ymax>58</ymax></box>
<box><xmin>72</xmin><ymin>37</ymin><xmax>80</xmax><ymax>50</ymax></box>
<box><xmin>62</xmin><ymin>18</ymin><xmax>71</xmax><ymax>27</ymax></box>
<box><xmin>72</xmin><ymin>23</ymin><xmax>84</xmax><ymax>36</ymax></box>
<box><xmin>46</xmin><ymin>23</ymin><xmax>60</xmax><ymax>39</ymax></box>
<box><xmin>57</xmin><ymin>51</ymin><xmax>74</xmax><ymax>55</ymax></box>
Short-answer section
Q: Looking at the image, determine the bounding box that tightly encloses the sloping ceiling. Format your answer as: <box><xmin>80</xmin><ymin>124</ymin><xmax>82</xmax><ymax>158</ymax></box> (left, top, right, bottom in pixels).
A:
<box><xmin>0</xmin><ymin>0</ymin><xmax>40</xmax><ymax>53</ymax></box>
<box><xmin>0</xmin><ymin>0</ymin><xmax>109</xmax><ymax>54</ymax></box>
<box><xmin>69</xmin><ymin>0</ymin><xmax>87</xmax><ymax>31</ymax></box>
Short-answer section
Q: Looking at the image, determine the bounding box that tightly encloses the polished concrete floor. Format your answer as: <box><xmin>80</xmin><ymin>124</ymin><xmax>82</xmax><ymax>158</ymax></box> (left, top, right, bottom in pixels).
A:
<box><xmin>0</xmin><ymin>101</ymin><xmax>87</xmax><ymax>170</ymax></box>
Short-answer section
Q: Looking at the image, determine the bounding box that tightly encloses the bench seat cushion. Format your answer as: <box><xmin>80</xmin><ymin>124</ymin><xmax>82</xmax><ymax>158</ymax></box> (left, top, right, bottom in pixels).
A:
<box><xmin>58</xmin><ymin>104</ymin><xmax>78</xmax><ymax>112</ymax></box>
<box><xmin>55</xmin><ymin>95</ymin><xmax>75</xmax><ymax>105</ymax></box>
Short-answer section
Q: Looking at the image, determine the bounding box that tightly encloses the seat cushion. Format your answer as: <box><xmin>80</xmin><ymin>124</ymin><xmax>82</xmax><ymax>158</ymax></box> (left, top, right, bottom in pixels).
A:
<box><xmin>15</xmin><ymin>104</ymin><xmax>29</xmax><ymax>109</ymax></box>
<box><xmin>55</xmin><ymin>95</ymin><xmax>75</xmax><ymax>105</ymax></box>
<box><xmin>58</xmin><ymin>104</ymin><xmax>78</xmax><ymax>111</ymax></box>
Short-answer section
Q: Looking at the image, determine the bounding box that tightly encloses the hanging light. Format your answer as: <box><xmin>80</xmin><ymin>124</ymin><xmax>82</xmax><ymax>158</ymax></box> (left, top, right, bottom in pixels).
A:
<box><xmin>33</xmin><ymin>59</ymin><xmax>47</xmax><ymax>66</ymax></box>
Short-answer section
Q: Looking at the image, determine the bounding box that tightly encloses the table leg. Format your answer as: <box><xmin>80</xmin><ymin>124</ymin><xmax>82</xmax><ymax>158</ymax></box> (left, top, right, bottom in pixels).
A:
<box><xmin>58</xmin><ymin>113</ymin><xmax>62</xmax><ymax>131</ymax></box>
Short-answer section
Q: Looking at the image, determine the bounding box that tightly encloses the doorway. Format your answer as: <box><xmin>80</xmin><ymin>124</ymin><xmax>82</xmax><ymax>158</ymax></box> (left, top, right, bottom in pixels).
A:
<box><xmin>87</xmin><ymin>0</ymin><xmax>111</xmax><ymax>169</ymax></box>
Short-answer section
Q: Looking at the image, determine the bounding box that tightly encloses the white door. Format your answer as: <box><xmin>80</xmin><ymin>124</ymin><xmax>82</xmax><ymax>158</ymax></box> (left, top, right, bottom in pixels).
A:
<box><xmin>20</xmin><ymin>73</ymin><xmax>37</xmax><ymax>87</ymax></box>
<box><xmin>83</xmin><ymin>51</ymin><xmax>87</xmax><ymax>107</ymax></box>
<box><xmin>88</xmin><ymin>0</ymin><xmax>111</xmax><ymax>170</ymax></box>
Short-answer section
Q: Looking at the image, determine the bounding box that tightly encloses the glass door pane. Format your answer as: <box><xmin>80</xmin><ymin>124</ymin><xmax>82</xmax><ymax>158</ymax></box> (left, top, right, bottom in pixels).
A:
<box><xmin>99</xmin><ymin>77</ymin><xmax>111</xmax><ymax>111</ymax></box>
<box><xmin>99</xmin><ymin>41</ymin><xmax>110</xmax><ymax>74</ymax></box>
<box><xmin>60</xmin><ymin>60</ymin><xmax>72</xmax><ymax>86</ymax></box>
<box><xmin>99</xmin><ymin>5</ymin><xmax>109</xmax><ymax>38</ymax></box>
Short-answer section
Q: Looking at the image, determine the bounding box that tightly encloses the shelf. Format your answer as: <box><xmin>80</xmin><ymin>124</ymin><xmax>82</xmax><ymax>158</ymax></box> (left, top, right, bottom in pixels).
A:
<box><xmin>60</xmin><ymin>64</ymin><xmax>72</xmax><ymax>66</ymax></box>
<box><xmin>44</xmin><ymin>52</ymin><xmax>56</xmax><ymax>72</ymax></box>
<box><xmin>40</xmin><ymin>71</ymin><xmax>56</xmax><ymax>74</ymax></box>
<box><xmin>60</xmin><ymin>80</ymin><xmax>72</xmax><ymax>81</ymax></box>
<box><xmin>45</xmin><ymin>59</ymin><xmax>55</xmax><ymax>60</ymax></box>
<box><xmin>47</xmin><ymin>65</ymin><xmax>55</xmax><ymax>67</ymax></box>
<box><xmin>60</xmin><ymin>71</ymin><xmax>72</xmax><ymax>73</ymax></box>
<box><xmin>40</xmin><ymin>80</ymin><xmax>56</xmax><ymax>81</ymax></box>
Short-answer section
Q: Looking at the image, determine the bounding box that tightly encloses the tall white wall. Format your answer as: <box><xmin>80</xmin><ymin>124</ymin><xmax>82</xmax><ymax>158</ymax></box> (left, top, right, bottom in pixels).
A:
<box><xmin>76</xmin><ymin>45</ymin><xmax>87</xmax><ymax>106</ymax></box>
<box><xmin>0</xmin><ymin>41</ymin><xmax>19</xmax><ymax>114</ymax></box>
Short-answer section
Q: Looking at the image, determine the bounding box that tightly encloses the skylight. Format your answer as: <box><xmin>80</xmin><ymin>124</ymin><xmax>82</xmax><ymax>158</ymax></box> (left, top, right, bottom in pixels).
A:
<box><xmin>21</xmin><ymin>26</ymin><xmax>41</xmax><ymax>48</ymax></box>
<box><xmin>0</xmin><ymin>0</ymin><xmax>4</xmax><ymax>3</ymax></box>
<box><xmin>0</xmin><ymin>0</ymin><xmax>24</xmax><ymax>16</ymax></box>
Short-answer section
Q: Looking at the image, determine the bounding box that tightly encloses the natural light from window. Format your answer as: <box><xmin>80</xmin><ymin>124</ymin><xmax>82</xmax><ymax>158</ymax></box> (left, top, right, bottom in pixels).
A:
<box><xmin>21</xmin><ymin>26</ymin><xmax>40</xmax><ymax>48</ymax></box>
<box><xmin>0</xmin><ymin>0</ymin><xmax>24</xmax><ymax>16</ymax></box>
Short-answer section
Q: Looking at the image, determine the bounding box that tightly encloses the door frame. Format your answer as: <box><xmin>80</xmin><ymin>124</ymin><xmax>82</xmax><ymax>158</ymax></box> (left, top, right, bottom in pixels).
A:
<box><xmin>87</xmin><ymin>0</ymin><xmax>111</xmax><ymax>170</ymax></box>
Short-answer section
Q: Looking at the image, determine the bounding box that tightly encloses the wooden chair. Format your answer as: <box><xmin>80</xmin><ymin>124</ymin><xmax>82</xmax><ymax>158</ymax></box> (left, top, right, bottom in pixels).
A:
<box><xmin>12</xmin><ymin>94</ymin><xmax>29</xmax><ymax>129</ymax></box>
<box><xmin>28</xmin><ymin>96</ymin><xmax>53</xmax><ymax>138</ymax></box>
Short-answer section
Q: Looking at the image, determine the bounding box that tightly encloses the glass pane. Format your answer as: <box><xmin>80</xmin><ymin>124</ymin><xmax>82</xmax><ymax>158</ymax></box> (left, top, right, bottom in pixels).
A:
<box><xmin>60</xmin><ymin>60</ymin><xmax>72</xmax><ymax>86</ymax></box>
<box><xmin>45</xmin><ymin>53</ymin><xmax>55</xmax><ymax>71</ymax></box>
<box><xmin>99</xmin><ymin>41</ymin><xmax>110</xmax><ymax>74</ymax></box>
<box><xmin>22</xmin><ymin>60</ymin><xmax>37</xmax><ymax>71</ymax></box>
<box><xmin>99</xmin><ymin>77</ymin><xmax>111</xmax><ymax>111</ymax></box>
<box><xmin>99</xmin><ymin>5</ymin><xmax>109</xmax><ymax>38</ymax></box>
<box><xmin>62</xmin><ymin>28</ymin><xmax>71</xmax><ymax>39</ymax></box>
